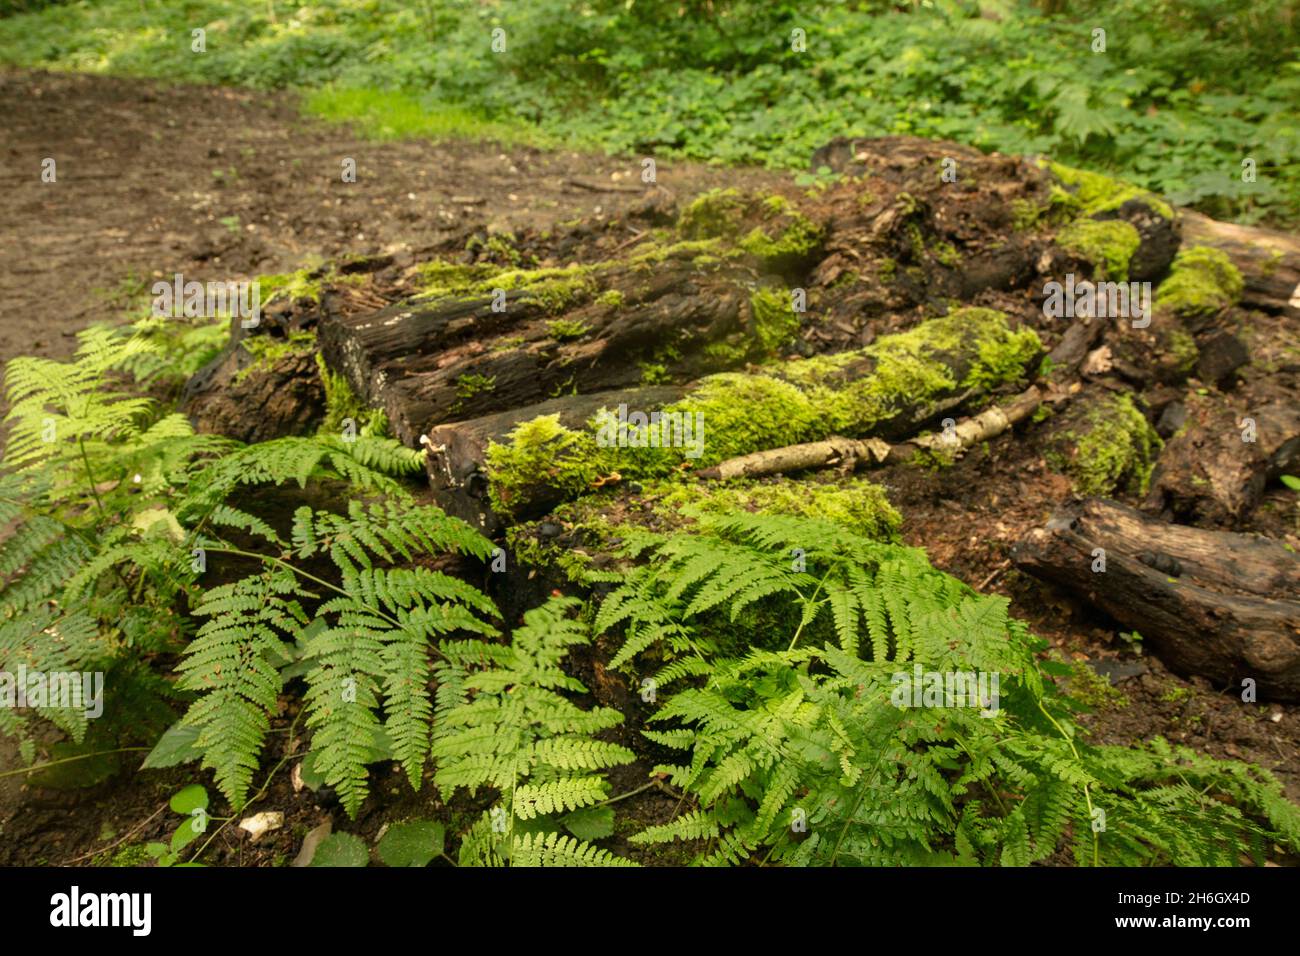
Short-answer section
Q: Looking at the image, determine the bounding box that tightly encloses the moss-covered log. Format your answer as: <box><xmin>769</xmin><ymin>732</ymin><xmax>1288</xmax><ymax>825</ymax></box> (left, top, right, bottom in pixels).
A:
<box><xmin>425</xmin><ymin>307</ymin><xmax>1041</xmax><ymax>528</ymax></box>
<box><xmin>1181</xmin><ymin>211</ymin><xmax>1300</xmax><ymax>318</ymax></box>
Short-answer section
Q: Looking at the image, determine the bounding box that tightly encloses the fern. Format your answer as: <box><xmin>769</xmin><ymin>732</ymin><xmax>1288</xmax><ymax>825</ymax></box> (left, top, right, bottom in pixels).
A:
<box><xmin>432</xmin><ymin>596</ymin><xmax>637</xmax><ymax>867</ymax></box>
<box><xmin>596</xmin><ymin>512</ymin><xmax>1300</xmax><ymax>866</ymax></box>
<box><xmin>177</xmin><ymin>501</ymin><xmax>498</xmax><ymax>813</ymax></box>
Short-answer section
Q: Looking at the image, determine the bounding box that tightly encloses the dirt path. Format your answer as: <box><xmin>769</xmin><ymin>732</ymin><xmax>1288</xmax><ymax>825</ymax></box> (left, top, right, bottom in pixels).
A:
<box><xmin>0</xmin><ymin>68</ymin><xmax>761</xmax><ymax>366</ymax></box>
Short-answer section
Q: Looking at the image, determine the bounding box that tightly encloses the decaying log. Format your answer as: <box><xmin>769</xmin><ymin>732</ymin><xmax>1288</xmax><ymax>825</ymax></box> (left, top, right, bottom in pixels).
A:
<box><xmin>422</xmin><ymin>308</ymin><xmax>1041</xmax><ymax>528</ymax></box>
<box><xmin>1143</xmin><ymin>398</ymin><xmax>1300</xmax><ymax>527</ymax></box>
<box><xmin>423</xmin><ymin>386</ymin><xmax>686</xmax><ymax>530</ymax></box>
<box><xmin>1181</xmin><ymin>211</ymin><xmax>1300</xmax><ymax>318</ymax></box>
<box><xmin>698</xmin><ymin>386</ymin><xmax>1044</xmax><ymax>480</ymax></box>
<box><xmin>1012</xmin><ymin>498</ymin><xmax>1300</xmax><ymax>701</ymax></box>
<box><xmin>320</xmin><ymin>256</ymin><xmax>764</xmax><ymax>446</ymax></box>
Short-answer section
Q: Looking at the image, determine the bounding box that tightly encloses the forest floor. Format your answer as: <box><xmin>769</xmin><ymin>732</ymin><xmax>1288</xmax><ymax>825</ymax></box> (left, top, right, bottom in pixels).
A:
<box><xmin>0</xmin><ymin>67</ymin><xmax>1296</xmax><ymax>868</ymax></box>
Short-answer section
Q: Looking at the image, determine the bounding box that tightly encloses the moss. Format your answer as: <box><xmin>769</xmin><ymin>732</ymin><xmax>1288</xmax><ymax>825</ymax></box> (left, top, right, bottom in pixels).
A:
<box><xmin>1167</xmin><ymin>327</ymin><xmax>1200</xmax><ymax>374</ymax></box>
<box><xmin>485</xmin><ymin>309</ymin><xmax>1041</xmax><ymax>516</ymax></box>
<box><xmin>546</xmin><ymin>318</ymin><xmax>591</xmax><ymax>341</ymax></box>
<box><xmin>1155</xmin><ymin>245</ymin><xmax>1244</xmax><ymax>319</ymax></box>
<box><xmin>259</xmin><ymin>267</ymin><xmax>324</xmax><ymax>306</ymax></box>
<box><xmin>316</xmin><ymin>353</ymin><xmax>388</xmax><ymax>437</ymax></box>
<box><xmin>780</xmin><ymin>308</ymin><xmax>1040</xmax><ymax>429</ymax></box>
<box><xmin>485</xmin><ymin>414</ymin><xmax>607</xmax><ymax>515</ymax></box>
<box><xmin>466</xmin><ymin>231</ymin><xmax>522</xmax><ymax>265</ymax></box>
<box><xmin>1062</xmin><ymin>656</ymin><xmax>1130</xmax><ymax>710</ymax></box>
<box><xmin>1047</xmin><ymin>161</ymin><xmax>1174</xmax><ymax>220</ymax></box>
<box><xmin>1056</xmin><ymin>219</ymin><xmax>1141</xmax><ymax>281</ymax></box>
<box><xmin>597</xmin><ymin>289</ymin><xmax>625</xmax><ymax>307</ymax></box>
<box><xmin>236</xmin><ymin>329</ymin><xmax>317</xmax><ymax>382</ymax></box>
<box><xmin>679</xmin><ymin>188</ymin><xmax>822</xmax><ymax>268</ymax></box>
<box><xmin>738</xmin><ymin>213</ymin><xmax>822</xmax><ymax>264</ymax></box>
<box><xmin>678</xmin><ymin>188</ymin><xmax>747</xmax><ymax>238</ymax></box>
<box><xmin>656</xmin><ymin>476</ymin><xmax>903</xmax><ymax>541</ymax></box>
<box><xmin>1060</xmin><ymin>393</ymin><xmax>1162</xmax><ymax>497</ymax></box>
<box><xmin>878</xmin><ymin>257</ymin><xmax>897</xmax><ymax>283</ymax></box>
<box><xmin>1011</xmin><ymin>197</ymin><xmax>1047</xmax><ymax>231</ymax></box>
<box><xmin>93</xmin><ymin>843</ymin><xmax>153</xmax><ymax>868</ymax></box>
<box><xmin>454</xmin><ymin>372</ymin><xmax>496</xmax><ymax>412</ymax></box>
<box><xmin>417</xmin><ymin>259</ymin><xmax>599</xmax><ymax>314</ymax></box>
<box><xmin>748</xmin><ymin>287</ymin><xmax>800</xmax><ymax>354</ymax></box>
<box><xmin>931</xmin><ymin>240</ymin><xmax>962</xmax><ymax>267</ymax></box>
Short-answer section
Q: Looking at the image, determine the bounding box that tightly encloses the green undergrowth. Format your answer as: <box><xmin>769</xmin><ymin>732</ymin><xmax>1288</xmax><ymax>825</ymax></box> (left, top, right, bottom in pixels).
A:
<box><xmin>485</xmin><ymin>308</ymin><xmax>1041</xmax><ymax>518</ymax></box>
<box><xmin>3</xmin><ymin>322</ymin><xmax>1299</xmax><ymax>867</ymax></box>
<box><xmin>586</xmin><ymin>510</ymin><xmax>1300</xmax><ymax>865</ymax></box>
<box><xmin>507</xmin><ymin>475</ymin><xmax>904</xmax><ymax>585</ymax></box>
<box><xmin>3</xmin><ymin>1</ymin><xmax>1293</xmax><ymax>224</ymax></box>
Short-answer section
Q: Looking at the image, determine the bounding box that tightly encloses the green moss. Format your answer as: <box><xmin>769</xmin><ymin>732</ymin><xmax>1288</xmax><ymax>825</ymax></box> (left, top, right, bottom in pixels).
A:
<box><xmin>454</xmin><ymin>372</ymin><xmax>496</xmax><ymax>412</ymax></box>
<box><xmin>781</xmin><ymin>308</ymin><xmax>1040</xmax><ymax>429</ymax></box>
<box><xmin>1167</xmin><ymin>328</ymin><xmax>1199</xmax><ymax>374</ymax></box>
<box><xmin>678</xmin><ymin>188</ymin><xmax>747</xmax><ymax>238</ymax></box>
<box><xmin>1062</xmin><ymin>393</ymin><xmax>1162</xmax><ymax>497</ymax></box>
<box><xmin>738</xmin><ymin>213</ymin><xmax>822</xmax><ymax>264</ymax></box>
<box><xmin>1047</xmin><ymin>161</ymin><xmax>1174</xmax><ymax>221</ymax></box>
<box><xmin>878</xmin><ymin>258</ymin><xmax>897</xmax><ymax>283</ymax></box>
<box><xmin>679</xmin><ymin>188</ymin><xmax>822</xmax><ymax>268</ymax></box>
<box><xmin>1061</xmin><ymin>655</ymin><xmax>1130</xmax><ymax>710</ymax></box>
<box><xmin>485</xmin><ymin>309</ymin><xmax>1041</xmax><ymax>516</ymax></box>
<box><xmin>656</xmin><ymin>476</ymin><xmax>902</xmax><ymax>541</ymax></box>
<box><xmin>597</xmin><ymin>289</ymin><xmax>625</xmax><ymax>307</ymax></box>
<box><xmin>931</xmin><ymin>240</ymin><xmax>962</xmax><ymax>267</ymax></box>
<box><xmin>485</xmin><ymin>414</ymin><xmax>607</xmax><ymax>515</ymax></box>
<box><xmin>259</xmin><ymin>268</ymin><xmax>324</xmax><ymax>306</ymax></box>
<box><xmin>466</xmin><ymin>231</ymin><xmax>522</xmax><ymax>265</ymax></box>
<box><xmin>1155</xmin><ymin>246</ymin><xmax>1244</xmax><ymax>319</ymax></box>
<box><xmin>1056</xmin><ymin>219</ymin><xmax>1141</xmax><ymax>281</ymax></box>
<box><xmin>546</xmin><ymin>318</ymin><xmax>592</xmax><ymax>341</ymax></box>
<box><xmin>316</xmin><ymin>353</ymin><xmax>388</xmax><ymax>437</ymax></box>
<box><xmin>236</xmin><ymin>329</ymin><xmax>317</xmax><ymax>382</ymax></box>
<box><xmin>94</xmin><ymin>843</ymin><xmax>153</xmax><ymax>868</ymax></box>
<box><xmin>417</xmin><ymin>259</ymin><xmax>599</xmax><ymax>314</ymax></box>
<box><xmin>639</xmin><ymin>361</ymin><xmax>670</xmax><ymax>385</ymax></box>
<box><xmin>748</xmin><ymin>287</ymin><xmax>800</xmax><ymax>354</ymax></box>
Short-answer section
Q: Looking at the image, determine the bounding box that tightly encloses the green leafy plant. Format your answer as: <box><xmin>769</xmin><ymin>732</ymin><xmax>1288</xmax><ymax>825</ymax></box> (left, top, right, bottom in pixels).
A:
<box><xmin>432</xmin><ymin>596</ymin><xmax>638</xmax><ymax>867</ymax></box>
<box><xmin>595</xmin><ymin>512</ymin><xmax>1300</xmax><ymax>866</ymax></box>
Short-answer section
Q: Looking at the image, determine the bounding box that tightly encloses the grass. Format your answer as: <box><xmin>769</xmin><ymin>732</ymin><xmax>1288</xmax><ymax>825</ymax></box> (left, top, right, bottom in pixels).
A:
<box><xmin>303</xmin><ymin>87</ymin><xmax>550</xmax><ymax>146</ymax></box>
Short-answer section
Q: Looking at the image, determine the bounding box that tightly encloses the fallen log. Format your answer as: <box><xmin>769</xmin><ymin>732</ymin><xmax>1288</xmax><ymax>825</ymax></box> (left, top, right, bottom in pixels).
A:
<box><xmin>697</xmin><ymin>386</ymin><xmax>1044</xmax><ymax>480</ymax></box>
<box><xmin>1143</xmin><ymin>397</ymin><xmax>1300</xmax><ymax>527</ymax></box>
<box><xmin>423</xmin><ymin>307</ymin><xmax>1042</xmax><ymax>527</ymax></box>
<box><xmin>319</xmin><ymin>253</ymin><xmax>768</xmax><ymax>445</ymax></box>
<box><xmin>1012</xmin><ymin>498</ymin><xmax>1300</xmax><ymax>701</ymax></box>
<box><xmin>1181</xmin><ymin>210</ymin><xmax>1300</xmax><ymax>318</ymax></box>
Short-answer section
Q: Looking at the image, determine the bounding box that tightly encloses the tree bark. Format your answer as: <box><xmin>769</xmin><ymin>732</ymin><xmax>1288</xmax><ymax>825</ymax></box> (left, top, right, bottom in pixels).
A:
<box><xmin>1012</xmin><ymin>498</ymin><xmax>1300</xmax><ymax>701</ymax></box>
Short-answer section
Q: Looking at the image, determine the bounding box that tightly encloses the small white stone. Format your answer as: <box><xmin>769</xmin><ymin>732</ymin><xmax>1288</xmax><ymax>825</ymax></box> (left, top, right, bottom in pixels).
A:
<box><xmin>238</xmin><ymin>811</ymin><xmax>285</xmax><ymax>842</ymax></box>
